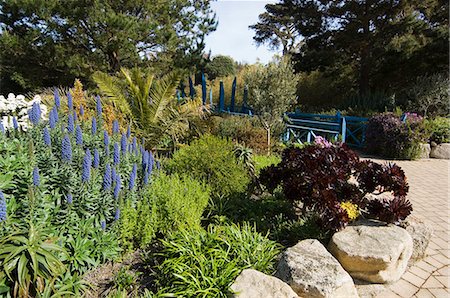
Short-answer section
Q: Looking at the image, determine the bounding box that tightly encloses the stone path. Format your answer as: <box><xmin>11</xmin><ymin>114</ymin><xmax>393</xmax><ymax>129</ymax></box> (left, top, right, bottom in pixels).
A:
<box><xmin>367</xmin><ymin>158</ymin><xmax>449</xmax><ymax>298</ymax></box>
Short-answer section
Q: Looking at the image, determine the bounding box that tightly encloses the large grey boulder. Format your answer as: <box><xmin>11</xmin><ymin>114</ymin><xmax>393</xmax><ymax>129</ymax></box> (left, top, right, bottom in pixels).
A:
<box><xmin>430</xmin><ymin>143</ymin><xmax>450</xmax><ymax>159</ymax></box>
<box><xmin>275</xmin><ymin>239</ymin><xmax>358</xmax><ymax>298</ymax></box>
<box><xmin>230</xmin><ymin>269</ymin><xmax>298</xmax><ymax>298</ymax></box>
<box><xmin>401</xmin><ymin>216</ymin><xmax>432</xmax><ymax>265</ymax></box>
<box><xmin>328</xmin><ymin>220</ymin><xmax>413</xmax><ymax>283</ymax></box>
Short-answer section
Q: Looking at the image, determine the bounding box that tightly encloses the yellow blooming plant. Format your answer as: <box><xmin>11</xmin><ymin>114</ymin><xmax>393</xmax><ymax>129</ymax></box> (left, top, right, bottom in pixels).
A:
<box><xmin>340</xmin><ymin>201</ymin><xmax>359</xmax><ymax>221</ymax></box>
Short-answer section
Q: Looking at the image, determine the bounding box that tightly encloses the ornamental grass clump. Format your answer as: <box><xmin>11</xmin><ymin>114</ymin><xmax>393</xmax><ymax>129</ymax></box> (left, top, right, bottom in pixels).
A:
<box><xmin>260</xmin><ymin>139</ymin><xmax>412</xmax><ymax>231</ymax></box>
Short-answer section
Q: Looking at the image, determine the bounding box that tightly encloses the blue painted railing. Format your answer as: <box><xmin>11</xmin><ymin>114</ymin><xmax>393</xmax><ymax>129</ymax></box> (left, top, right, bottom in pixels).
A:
<box><xmin>284</xmin><ymin>112</ymin><xmax>368</xmax><ymax>147</ymax></box>
<box><xmin>178</xmin><ymin>75</ymin><xmax>368</xmax><ymax>147</ymax></box>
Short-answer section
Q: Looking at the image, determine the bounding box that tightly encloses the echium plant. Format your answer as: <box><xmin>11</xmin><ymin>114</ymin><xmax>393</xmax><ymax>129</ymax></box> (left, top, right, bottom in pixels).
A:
<box><xmin>61</xmin><ymin>134</ymin><xmax>72</xmax><ymax>162</ymax></box>
<box><xmin>260</xmin><ymin>140</ymin><xmax>412</xmax><ymax>231</ymax></box>
<box><xmin>82</xmin><ymin>149</ymin><xmax>92</xmax><ymax>183</ymax></box>
<box><xmin>0</xmin><ymin>191</ymin><xmax>6</xmax><ymax>222</ymax></box>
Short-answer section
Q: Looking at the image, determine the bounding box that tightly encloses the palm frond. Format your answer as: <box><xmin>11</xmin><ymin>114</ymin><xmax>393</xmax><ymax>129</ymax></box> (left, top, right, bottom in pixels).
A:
<box><xmin>93</xmin><ymin>71</ymin><xmax>132</xmax><ymax>118</ymax></box>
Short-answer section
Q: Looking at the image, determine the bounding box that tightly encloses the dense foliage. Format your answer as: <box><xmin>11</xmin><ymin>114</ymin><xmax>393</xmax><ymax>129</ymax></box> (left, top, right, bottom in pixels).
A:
<box><xmin>205</xmin><ymin>55</ymin><xmax>236</xmax><ymax>81</ymax></box>
<box><xmin>426</xmin><ymin>117</ymin><xmax>450</xmax><ymax>144</ymax></box>
<box><xmin>0</xmin><ymin>0</ymin><xmax>217</xmax><ymax>93</ymax></box>
<box><xmin>167</xmin><ymin>135</ymin><xmax>250</xmax><ymax>197</ymax></box>
<box><xmin>146</xmin><ymin>223</ymin><xmax>281</xmax><ymax>297</ymax></box>
<box><xmin>366</xmin><ymin>113</ymin><xmax>428</xmax><ymax>159</ymax></box>
<box><xmin>252</xmin><ymin>0</ymin><xmax>448</xmax><ymax>111</ymax></box>
<box><xmin>259</xmin><ymin>139</ymin><xmax>412</xmax><ymax>231</ymax></box>
<box><xmin>119</xmin><ymin>173</ymin><xmax>210</xmax><ymax>250</ymax></box>
<box><xmin>94</xmin><ymin>68</ymin><xmax>208</xmax><ymax>149</ymax></box>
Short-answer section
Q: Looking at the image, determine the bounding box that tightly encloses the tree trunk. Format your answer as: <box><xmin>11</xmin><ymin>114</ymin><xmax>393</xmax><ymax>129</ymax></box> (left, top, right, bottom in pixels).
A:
<box><xmin>359</xmin><ymin>3</ymin><xmax>371</xmax><ymax>96</ymax></box>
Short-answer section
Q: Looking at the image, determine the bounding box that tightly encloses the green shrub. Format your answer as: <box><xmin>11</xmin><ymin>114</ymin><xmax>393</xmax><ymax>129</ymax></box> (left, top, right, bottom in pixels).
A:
<box><xmin>167</xmin><ymin>135</ymin><xmax>250</xmax><ymax>197</ymax></box>
<box><xmin>253</xmin><ymin>154</ymin><xmax>281</xmax><ymax>175</ymax></box>
<box><xmin>426</xmin><ymin>117</ymin><xmax>450</xmax><ymax>144</ymax></box>
<box><xmin>209</xmin><ymin>115</ymin><xmax>270</xmax><ymax>154</ymax></box>
<box><xmin>148</xmin><ymin>223</ymin><xmax>281</xmax><ymax>297</ymax></box>
<box><xmin>118</xmin><ymin>173</ymin><xmax>210</xmax><ymax>249</ymax></box>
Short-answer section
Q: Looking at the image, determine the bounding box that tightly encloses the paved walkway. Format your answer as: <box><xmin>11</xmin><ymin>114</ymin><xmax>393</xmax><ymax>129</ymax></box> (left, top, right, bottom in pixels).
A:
<box><xmin>368</xmin><ymin>159</ymin><xmax>449</xmax><ymax>298</ymax></box>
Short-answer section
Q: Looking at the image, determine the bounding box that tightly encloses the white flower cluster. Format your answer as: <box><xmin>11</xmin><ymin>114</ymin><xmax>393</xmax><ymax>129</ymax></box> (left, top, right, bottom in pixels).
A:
<box><xmin>0</xmin><ymin>93</ymin><xmax>48</xmax><ymax>130</ymax></box>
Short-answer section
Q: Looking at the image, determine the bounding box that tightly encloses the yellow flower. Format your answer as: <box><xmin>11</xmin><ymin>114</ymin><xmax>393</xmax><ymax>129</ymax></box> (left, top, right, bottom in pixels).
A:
<box><xmin>340</xmin><ymin>201</ymin><xmax>359</xmax><ymax>221</ymax></box>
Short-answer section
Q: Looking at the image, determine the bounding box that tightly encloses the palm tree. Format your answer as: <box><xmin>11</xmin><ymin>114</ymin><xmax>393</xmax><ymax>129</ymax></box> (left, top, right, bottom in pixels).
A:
<box><xmin>93</xmin><ymin>68</ymin><xmax>208</xmax><ymax>149</ymax></box>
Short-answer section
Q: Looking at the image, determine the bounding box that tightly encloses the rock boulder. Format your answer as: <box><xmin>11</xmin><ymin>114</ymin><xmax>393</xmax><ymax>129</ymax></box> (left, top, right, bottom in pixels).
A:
<box><xmin>402</xmin><ymin>216</ymin><xmax>432</xmax><ymax>265</ymax></box>
<box><xmin>230</xmin><ymin>269</ymin><xmax>298</xmax><ymax>298</ymax></box>
<box><xmin>275</xmin><ymin>239</ymin><xmax>358</xmax><ymax>298</ymax></box>
<box><xmin>328</xmin><ymin>220</ymin><xmax>413</xmax><ymax>283</ymax></box>
<box><xmin>430</xmin><ymin>143</ymin><xmax>450</xmax><ymax>159</ymax></box>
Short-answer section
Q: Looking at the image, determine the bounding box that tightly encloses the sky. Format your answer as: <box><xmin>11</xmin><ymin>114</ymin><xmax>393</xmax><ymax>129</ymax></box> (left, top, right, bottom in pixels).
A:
<box><xmin>204</xmin><ymin>0</ymin><xmax>280</xmax><ymax>64</ymax></box>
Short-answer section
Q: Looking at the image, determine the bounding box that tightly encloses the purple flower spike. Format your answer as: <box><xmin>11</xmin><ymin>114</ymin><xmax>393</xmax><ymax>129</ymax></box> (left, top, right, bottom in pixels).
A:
<box><xmin>126</xmin><ymin>125</ymin><xmax>131</xmax><ymax>138</ymax></box>
<box><xmin>112</xmin><ymin>167</ymin><xmax>117</xmax><ymax>183</ymax></box>
<box><xmin>103</xmin><ymin>164</ymin><xmax>112</xmax><ymax>191</ymax></box>
<box><xmin>0</xmin><ymin>191</ymin><xmax>6</xmax><ymax>221</ymax></box>
<box><xmin>53</xmin><ymin>106</ymin><xmax>59</xmax><ymax>122</ymax></box>
<box><xmin>43</xmin><ymin>127</ymin><xmax>51</xmax><ymax>146</ymax></box>
<box><xmin>115</xmin><ymin>208</ymin><xmax>120</xmax><ymax>221</ymax></box>
<box><xmin>67</xmin><ymin>92</ymin><xmax>73</xmax><ymax>110</ymax></box>
<box><xmin>67</xmin><ymin>114</ymin><xmax>74</xmax><ymax>133</ymax></box>
<box><xmin>103</xmin><ymin>130</ymin><xmax>109</xmax><ymax>147</ymax></box>
<box><xmin>0</xmin><ymin>122</ymin><xmax>4</xmax><ymax>134</ymax></box>
<box><xmin>73</xmin><ymin>111</ymin><xmax>77</xmax><ymax>123</ymax></box>
<box><xmin>82</xmin><ymin>149</ymin><xmax>92</xmax><ymax>183</ymax></box>
<box><xmin>91</xmin><ymin>117</ymin><xmax>97</xmax><ymax>135</ymax></box>
<box><xmin>131</xmin><ymin>137</ymin><xmax>137</xmax><ymax>154</ymax></box>
<box><xmin>28</xmin><ymin>102</ymin><xmax>41</xmax><ymax>126</ymax></box>
<box><xmin>61</xmin><ymin>134</ymin><xmax>72</xmax><ymax>162</ymax></box>
<box><xmin>120</xmin><ymin>134</ymin><xmax>127</xmax><ymax>154</ymax></box>
<box><xmin>12</xmin><ymin>117</ymin><xmax>19</xmax><ymax>130</ymax></box>
<box><xmin>143</xmin><ymin>170</ymin><xmax>149</xmax><ymax>185</ymax></box>
<box><xmin>112</xmin><ymin>120</ymin><xmax>119</xmax><ymax>134</ymax></box>
<box><xmin>54</xmin><ymin>88</ymin><xmax>61</xmax><ymax>109</ymax></box>
<box><xmin>93</xmin><ymin>149</ymin><xmax>100</xmax><ymax>168</ymax></box>
<box><xmin>113</xmin><ymin>143</ymin><xmax>120</xmax><ymax>165</ymax></box>
<box><xmin>129</xmin><ymin>164</ymin><xmax>137</xmax><ymax>190</ymax></box>
<box><xmin>49</xmin><ymin>109</ymin><xmax>56</xmax><ymax>129</ymax></box>
<box><xmin>33</xmin><ymin>167</ymin><xmax>40</xmax><ymax>187</ymax></box>
<box><xmin>66</xmin><ymin>194</ymin><xmax>73</xmax><ymax>204</ymax></box>
<box><xmin>75</xmin><ymin>125</ymin><xmax>83</xmax><ymax>145</ymax></box>
<box><xmin>114</xmin><ymin>174</ymin><xmax>121</xmax><ymax>199</ymax></box>
<box><xmin>96</xmin><ymin>96</ymin><xmax>102</xmax><ymax>116</ymax></box>
<box><xmin>101</xmin><ymin>221</ymin><xmax>106</xmax><ymax>230</ymax></box>
<box><xmin>79</xmin><ymin>105</ymin><xmax>84</xmax><ymax>116</ymax></box>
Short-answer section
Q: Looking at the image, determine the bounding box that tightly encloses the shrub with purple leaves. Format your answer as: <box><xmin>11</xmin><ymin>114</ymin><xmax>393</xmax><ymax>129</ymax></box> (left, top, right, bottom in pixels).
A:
<box><xmin>259</xmin><ymin>143</ymin><xmax>411</xmax><ymax>231</ymax></box>
<box><xmin>366</xmin><ymin>113</ymin><xmax>428</xmax><ymax>159</ymax></box>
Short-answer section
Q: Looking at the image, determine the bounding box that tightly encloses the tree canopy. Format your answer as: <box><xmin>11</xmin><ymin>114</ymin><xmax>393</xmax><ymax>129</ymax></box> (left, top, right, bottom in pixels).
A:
<box><xmin>0</xmin><ymin>0</ymin><xmax>217</xmax><ymax>93</ymax></box>
<box><xmin>204</xmin><ymin>55</ymin><xmax>236</xmax><ymax>80</ymax></box>
<box><xmin>251</xmin><ymin>0</ymin><xmax>448</xmax><ymax>109</ymax></box>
